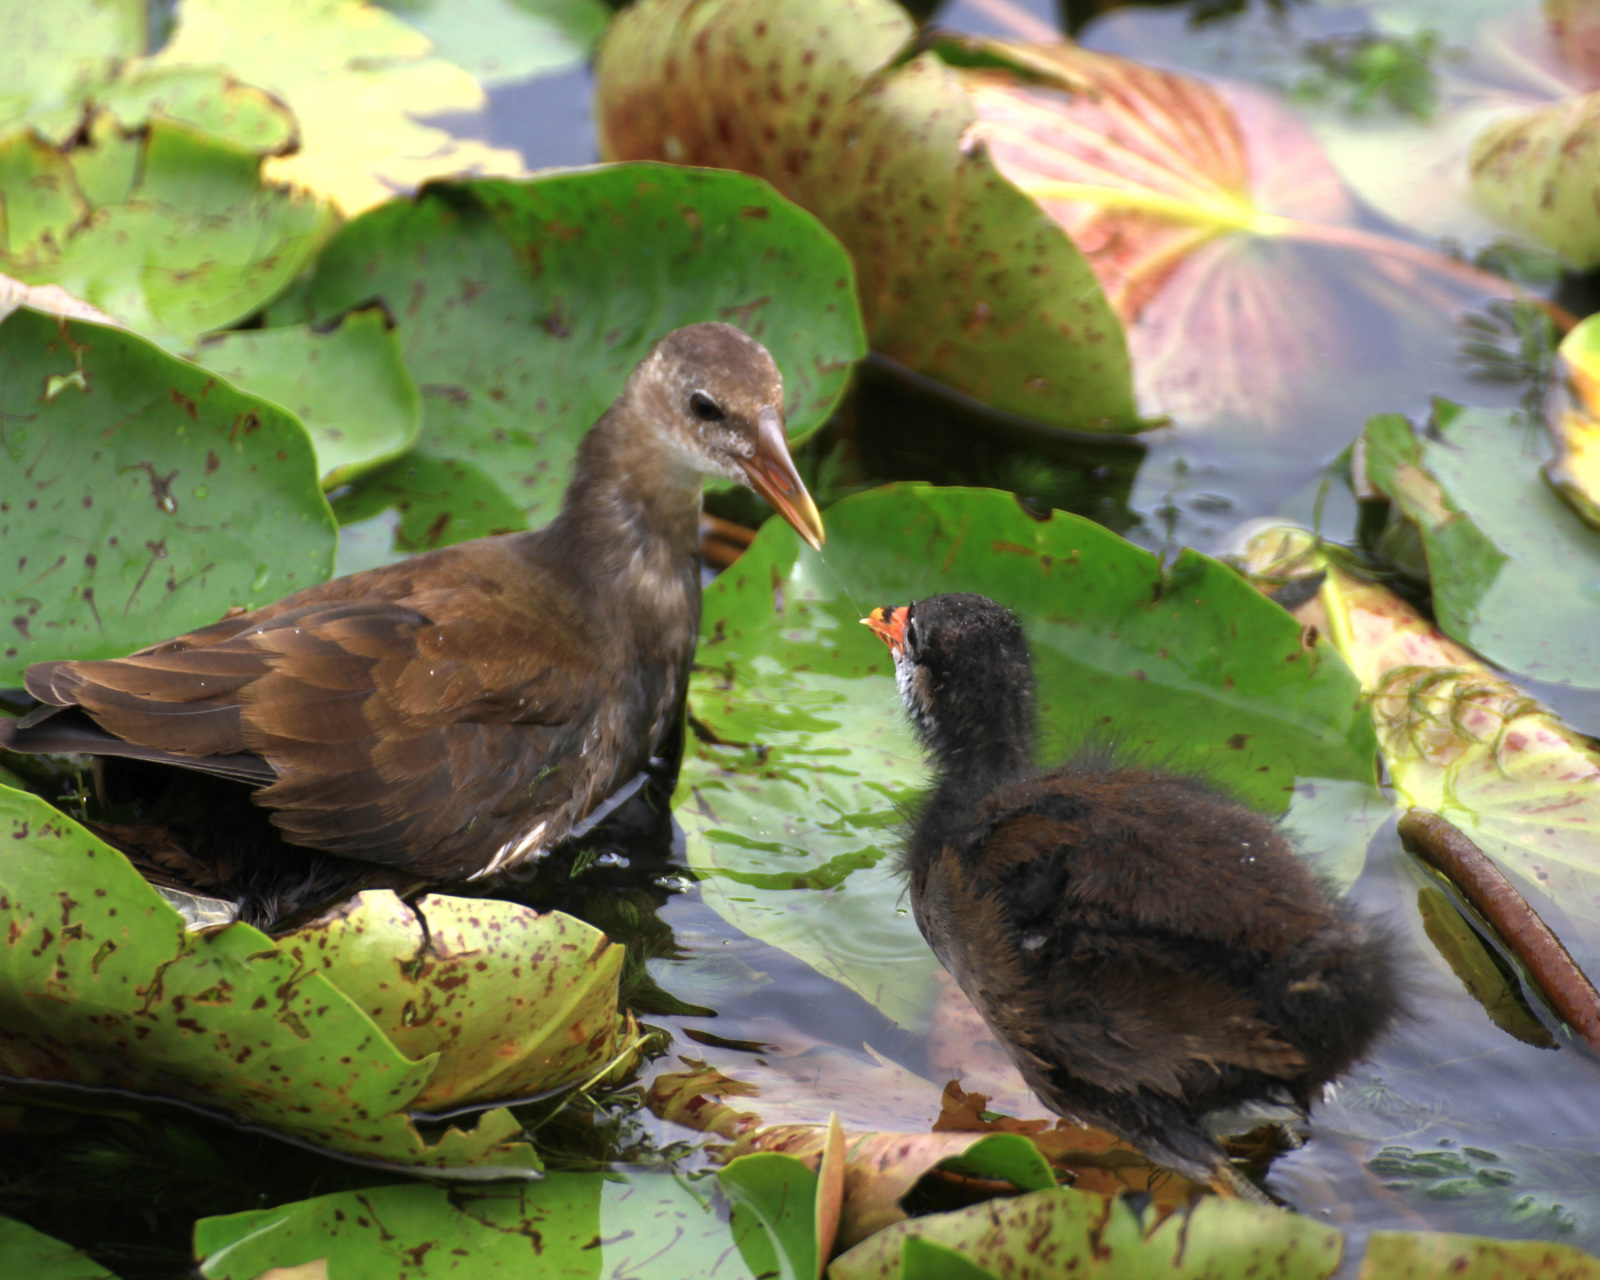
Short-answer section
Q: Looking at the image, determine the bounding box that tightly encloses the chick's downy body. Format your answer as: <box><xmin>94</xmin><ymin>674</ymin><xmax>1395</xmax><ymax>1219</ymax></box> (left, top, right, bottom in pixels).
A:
<box><xmin>868</xmin><ymin>593</ymin><xmax>1399</xmax><ymax>1188</ymax></box>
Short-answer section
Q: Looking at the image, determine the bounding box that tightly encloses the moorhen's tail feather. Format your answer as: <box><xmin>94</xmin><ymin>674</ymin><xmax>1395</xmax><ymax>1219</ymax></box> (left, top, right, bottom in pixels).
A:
<box><xmin>0</xmin><ymin>709</ymin><xmax>276</xmax><ymax>785</ymax></box>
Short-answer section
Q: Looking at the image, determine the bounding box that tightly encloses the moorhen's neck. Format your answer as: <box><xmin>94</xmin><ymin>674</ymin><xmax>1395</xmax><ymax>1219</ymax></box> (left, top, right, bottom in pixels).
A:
<box><xmin>549</xmin><ymin>403</ymin><xmax>705</xmax><ymax>586</ymax></box>
<box><xmin>915</xmin><ymin>664</ymin><xmax>1038</xmax><ymax>834</ymax></box>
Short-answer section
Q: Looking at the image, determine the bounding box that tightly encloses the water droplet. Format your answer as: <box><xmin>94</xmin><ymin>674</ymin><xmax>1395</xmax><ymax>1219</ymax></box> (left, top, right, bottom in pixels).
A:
<box><xmin>251</xmin><ymin>565</ymin><xmax>272</xmax><ymax>592</ymax></box>
<box><xmin>192</xmin><ymin>485</ymin><xmax>209</xmax><ymax>499</ymax></box>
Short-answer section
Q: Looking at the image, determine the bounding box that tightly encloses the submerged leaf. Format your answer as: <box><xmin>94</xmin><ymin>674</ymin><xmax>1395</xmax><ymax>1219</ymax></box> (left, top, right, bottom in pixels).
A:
<box><xmin>193</xmin><ymin>309</ymin><xmax>421</xmax><ymax>488</ymax></box>
<box><xmin>1361</xmin><ymin>404</ymin><xmax>1600</xmax><ymax>688</ymax></box>
<box><xmin>0</xmin><ymin>307</ymin><xmax>336</xmax><ymax>683</ymax></box>
<box><xmin>681</xmin><ymin>485</ymin><xmax>1376</xmax><ymax>1029</ymax></box>
<box><xmin>1416</xmin><ymin>885</ymin><xmax>1557</xmax><ymax>1048</ymax></box>
<box><xmin>1547</xmin><ymin>313</ymin><xmax>1600</xmax><ymax>530</ymax></box>
<box><xmin>595</xmin><ymin>0</ymin><xmax>1137</xmax><ymax>434</ymax></box>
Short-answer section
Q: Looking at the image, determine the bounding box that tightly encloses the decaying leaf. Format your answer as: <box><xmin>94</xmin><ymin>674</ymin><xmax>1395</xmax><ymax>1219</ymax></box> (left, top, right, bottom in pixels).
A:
<box><xmin>0</xmin><ymin>786</ymin><xmax>633</xmax><ymax>1169</ymax></box>
<box><xmin>595</xmin><ymin>0</ymin><xmax>1138</xmax><ymax>434</ymax></box>
<box><xmin>1237</xmin><ymin>526</ymin><xmax>1600</xmax><ymax>951</ymax></box>
<box><xmin>144</xmin><ymin>0</ymin><xmax>524</xmax><ymax>214</ymax></box>
<box><xmin>1547</xmin><ymin>312</ymin><xmax>1600</xmax><ymax>529</ymax></box>
<box><xmin>1471</xmin><ymin>89</ymin><xmax>1600</xmax><ymax>269</ymax></box>
<box><xmin>1360</xmin><ymin>1227</ymin><xmax>1600</xmax><ymax>1278</ymax></box>
<box><xmin>279</xmin><ymin>891</ymin><xmax>644</xmax><ymax>1113</ymax></box>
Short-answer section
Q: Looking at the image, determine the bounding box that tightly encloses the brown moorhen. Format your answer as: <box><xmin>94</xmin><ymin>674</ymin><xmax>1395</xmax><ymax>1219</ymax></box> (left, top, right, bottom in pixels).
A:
<box><xmin>1</xmin><ymin>323</ymin><xmax>824</xmax><ymax>927</ymax></box>
<box><xmin>865</xmin><ymin>593</ymin><xmax>1399</xmax><ymax>1196</ymax></box>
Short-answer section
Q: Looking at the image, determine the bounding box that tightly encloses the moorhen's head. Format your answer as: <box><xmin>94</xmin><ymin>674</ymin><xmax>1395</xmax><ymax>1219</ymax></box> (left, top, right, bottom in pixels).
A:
<box><xmin>865</xmin><ymin>593</ymin><xmax>1036</xmax><ymax>773</ymax></box>
<box><xmin>626</xmin><ymin>322</ymin><xmax>824</xmax><ymax>549</ymax></box>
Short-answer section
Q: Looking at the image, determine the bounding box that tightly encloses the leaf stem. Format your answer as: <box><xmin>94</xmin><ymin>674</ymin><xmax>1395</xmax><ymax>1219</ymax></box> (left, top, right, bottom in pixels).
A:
<box><xmin>1398</xmin><ymin>808</ymin><xmax>1600</xmax><ymax>1057</ymax></box>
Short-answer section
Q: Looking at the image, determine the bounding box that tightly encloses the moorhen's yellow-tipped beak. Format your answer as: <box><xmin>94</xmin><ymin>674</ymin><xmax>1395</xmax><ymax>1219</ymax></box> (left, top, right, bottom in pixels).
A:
<box><xmin>741</xmin><ymin>406</ymin><xmax>825</xmax><ymax>551</ymax></box>
<box><xmin>862</xmin><ymin>605</ymin><xmax>908</xmax><ymax>653</ymax></box>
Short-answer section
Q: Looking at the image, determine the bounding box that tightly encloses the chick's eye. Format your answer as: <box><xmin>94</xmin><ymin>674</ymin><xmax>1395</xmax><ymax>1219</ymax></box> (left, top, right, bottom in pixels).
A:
<box><xmin>903</xmin><ymin>614</ymin><xmax>919</xmax><ymax>654</ymax></box>
<box><xmin>689</xmin><ymin>391</ymin><xmax>725</xmax><ymax>422</ymax></box>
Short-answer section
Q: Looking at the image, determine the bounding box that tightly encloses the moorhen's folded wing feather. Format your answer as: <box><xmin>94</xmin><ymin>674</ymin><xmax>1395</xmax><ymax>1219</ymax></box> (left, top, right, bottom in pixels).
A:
<box><xmin>20</xmin><ymin>577</ymin><xmax>612</xmax><ymax>878</ymax></box>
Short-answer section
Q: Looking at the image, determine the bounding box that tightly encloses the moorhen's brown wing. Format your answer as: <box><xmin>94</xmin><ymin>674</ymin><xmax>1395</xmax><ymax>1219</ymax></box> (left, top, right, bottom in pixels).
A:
<box><xmin>17</xmin><ymin>538</ymin><xmax>622</xmax><ymax>881</ymax></box>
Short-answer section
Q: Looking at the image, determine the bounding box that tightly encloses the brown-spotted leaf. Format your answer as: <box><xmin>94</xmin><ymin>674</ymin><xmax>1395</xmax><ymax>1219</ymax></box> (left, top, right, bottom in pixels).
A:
<box><xmin>279</xmin><ymin>891</ymin><xmax>644</xmax><ymax>1113</ymax></box>
<box><xmin>1471</xmin><ymin>88</ymin><xmax>1600</xmax><ymax>269</ymax></box>
<box><xmin>594</xmin><ymin>0</ymin><xmax>1137</xmax><ymax>434</ymax></box>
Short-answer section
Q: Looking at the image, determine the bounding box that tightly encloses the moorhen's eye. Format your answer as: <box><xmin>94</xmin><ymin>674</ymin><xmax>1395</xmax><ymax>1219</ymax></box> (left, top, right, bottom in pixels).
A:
<box><xmin>689</xmin><ymin>391</ymin><xmax>725</xmax><ymax>422</ymax></box>
<box><xmin>903</xmin><ymin>613</ymin><xmax>920</xmax><ymax>654</ymax></box>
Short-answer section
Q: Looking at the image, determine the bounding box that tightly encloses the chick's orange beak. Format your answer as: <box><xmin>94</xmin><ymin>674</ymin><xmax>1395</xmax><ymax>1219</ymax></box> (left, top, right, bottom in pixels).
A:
<box><xmin>862</xmin><ymin>605</ymin><xmax>908</xmax><ymax>653</ymax></box>
<box><xmin>741</xmin><ymin>406</ymin><xmax>825</xmax><ymax>551</ymax></box>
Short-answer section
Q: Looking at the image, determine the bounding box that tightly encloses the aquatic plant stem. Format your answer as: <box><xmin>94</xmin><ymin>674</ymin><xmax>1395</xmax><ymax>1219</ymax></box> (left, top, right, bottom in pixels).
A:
<box><xmin>1398</xmin><ymin>808</ymin><xmax>1600</xmax><ymax>1057</ymax></box>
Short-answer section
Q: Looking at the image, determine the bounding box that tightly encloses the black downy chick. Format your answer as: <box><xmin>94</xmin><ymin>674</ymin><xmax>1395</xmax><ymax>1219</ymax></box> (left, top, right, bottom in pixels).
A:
<box><xmin>865</xmin><ymin>592</ymin><xmax>1399</xmax><ymax>1196</ymax></box>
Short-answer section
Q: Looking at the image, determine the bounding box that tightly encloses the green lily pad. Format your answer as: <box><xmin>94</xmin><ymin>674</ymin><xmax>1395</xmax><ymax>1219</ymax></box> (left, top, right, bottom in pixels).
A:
<box><xmin>594</xmin><ymin>0</ymin><xmax>1137</xmax><ymax>434</ymax></box>
<box><xmin>193</xmin><ymin>1172</ymin><xmax>768</xmax><ymax>1279</ymax></box>
<box><xmin>193</xmin><ymin>308</ymin><xmax>421</xmax><ymax>488</ymax></box>
<box><xmin>0</xmin><ymin>306</ymin><xmax>336</xmax><ymax>685</ymax></box>
<box><xmin>0</xmin><ymin>0</ymin><xmax>143</xmax><ymax>143</ymax></box>
<box><xmin>329</xmin><ymin>449</ymin><xmax>531</xmax><ymax>576</ymax></box>
<box><xmin>938</xmin><ymin>1133</ymin><xmax>1056</xmax><ymax>1194</ymax></box>
<box><xmin>1471</xmin><ymin>89</ymin><xmax>1600</xmax><ymax>270</ymax></box>
<box><xmin>679</xmin><ymin>485</ymin><xmax>1377</xmax><ymax>1028</ymax></box>
<box><xmin>1360</xmin><ymin>1228</ymin><xmax>1600</xmax><ymax>1278</ymax></box>
<box><xmin>0</xmin><ymin>118</ymin><xmax>336</xmax><ymax>351</ymax></box>
<box><xmin>0</xmin><ymin>1216</ymin><xmax>119</xmax><ymax>1280</ymax></box>
<box><xmin>829</xmin><ymin>1185</ymin><xmax>1344</xmax><ymax>1280</ymax></box>
<box><xmin>1362</xmin><ymin>403</ymin><xmax>1600</xmax><ymax>688</ymax></box>
<box><xmin>0</xmin><ymin>785</ymin><xmax>543</xmax><ymax>1170</ymax></box>
<box><xmin>275</xmin><ymin>164</ymin><xmax>864</xmax><ymax>550</ymax></box>
<box><xmin>276</xmin><ymin>890</ymin><xmax>642</xmax><ymax>1113</ymax></box>
<box><xmin>373</xmin><ymin>0</ymin><xmax>610</xmax><ymax>88</ymax></box>
<box><xmin>719</xmin><ymin>1153</ymin><xmax>820</xmax><ymax>1280</ymax></box>
<box><xmin>900</xmin><ymin>1237</ymin><xmax>998</xmax><ymax>1280</ymax></box>
<box><xmin>95</xmin><ymin>64</ymin><xmax>300</xmax><ymax>158</ymax></box>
